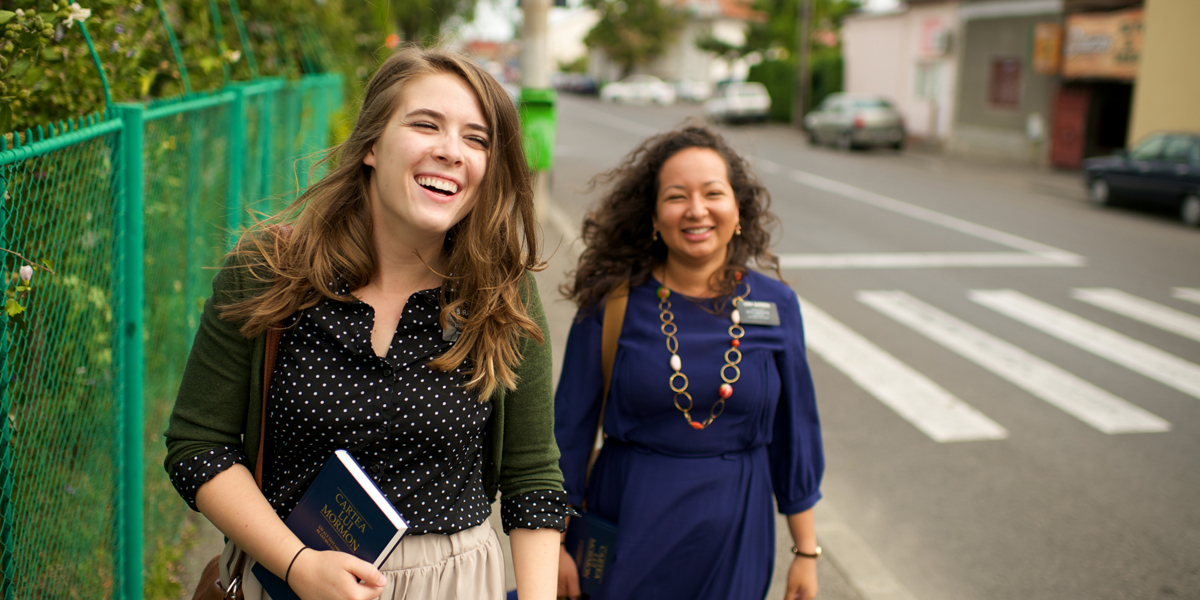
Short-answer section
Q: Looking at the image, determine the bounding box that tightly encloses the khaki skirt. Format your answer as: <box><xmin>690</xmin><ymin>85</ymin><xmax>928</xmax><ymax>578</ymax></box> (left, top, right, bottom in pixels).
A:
<box><xmin>223</xmin><ymin>523</ymin><xmax>506</xmax><ymax>600</ymax></box>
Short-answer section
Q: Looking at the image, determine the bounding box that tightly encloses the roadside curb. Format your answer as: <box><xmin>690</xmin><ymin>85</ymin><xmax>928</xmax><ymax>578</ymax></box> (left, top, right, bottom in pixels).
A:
<box><xmin>816</xmin><ymin>503</ymin><xmax>917</xmax><ymax>600</ymax></box>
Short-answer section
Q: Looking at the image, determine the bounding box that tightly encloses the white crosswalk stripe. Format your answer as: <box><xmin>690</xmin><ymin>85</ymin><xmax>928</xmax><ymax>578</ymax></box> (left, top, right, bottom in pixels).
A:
<box><xmin>1072</xmin><ymin>288</ymin><xmax>1200</xmax><ymax>343</ymax></box>
<box><xmin>798</xmin><ymin>295</ymin><xmax>1008</xmax><ymax>443</ymax></box>
<box><xmin>970</xmin><ymin>289</ymin><xmax>1200</xmax><ymax>401</ymax></box>
<box><xmin>858</xmin><ymin>291</ymin><xmax>1170</xmax><ymax>434</ymax></box>
<box><xmin>1173</xmin><ymin>288</ymin><xmax>1200</xmax><ymax>306</ymax></box>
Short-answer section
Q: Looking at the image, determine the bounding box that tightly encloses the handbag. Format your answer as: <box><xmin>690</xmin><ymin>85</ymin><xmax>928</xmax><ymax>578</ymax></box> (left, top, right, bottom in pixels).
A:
<box><xmin>191</xmin><ymin>326</ymin><xmax>284</xmax><ymax>600</ymax></box>
<box><xmin>563</xmin><ymin>282</ymin><xmax>628</xmax><ymax>597</ymax></box>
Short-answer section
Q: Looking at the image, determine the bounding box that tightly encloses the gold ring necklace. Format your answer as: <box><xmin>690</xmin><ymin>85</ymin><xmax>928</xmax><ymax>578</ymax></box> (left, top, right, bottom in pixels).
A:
<box><xmin>657</xmin><ymin>271</ymin><xmax>750</xmax><ymax>430</ymax></box>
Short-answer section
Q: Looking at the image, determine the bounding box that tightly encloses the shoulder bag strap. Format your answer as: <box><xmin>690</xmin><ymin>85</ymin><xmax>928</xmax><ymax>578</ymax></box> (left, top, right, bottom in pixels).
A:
<box><xmin>582</xmin><ymin>282</ymin><xmax>629</xmax><ymax>507</ymax></box>
<box><xmin>255</xmin><ymin>327</ymin><xmax>283</xmax><ymax>488</ymax></box>
<box><xmin>225</xmin><ymin>326</ymin><xmax>283</xmax><ymax>598</ymax></box>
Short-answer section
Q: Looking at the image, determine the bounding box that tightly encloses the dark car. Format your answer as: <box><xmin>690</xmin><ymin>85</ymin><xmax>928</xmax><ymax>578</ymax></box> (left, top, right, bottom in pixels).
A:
<box><xmin>1084</xmin><ymin>132</ymin><xmax>1200</xmax><ymax>227</ymax></box>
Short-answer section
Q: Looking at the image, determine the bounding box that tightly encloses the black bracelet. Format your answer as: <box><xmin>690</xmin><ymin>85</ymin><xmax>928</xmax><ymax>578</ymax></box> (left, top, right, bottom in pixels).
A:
<box><xmin>791</xmin><ymin>545</ymin><xmax>822</xmax><ymax>559</ymax></box>
<box><xmin>285</xmin><ymin>546</ymin><xmax>308</xmax><ymax>584</ymax></box>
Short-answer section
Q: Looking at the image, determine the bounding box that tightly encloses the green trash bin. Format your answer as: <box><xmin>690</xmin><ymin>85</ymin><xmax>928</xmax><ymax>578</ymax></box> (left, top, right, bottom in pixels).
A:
<box><xmin>519</xmin><ymin>88</ymin><xmax>557</xmax><ymax>172</ymax></box>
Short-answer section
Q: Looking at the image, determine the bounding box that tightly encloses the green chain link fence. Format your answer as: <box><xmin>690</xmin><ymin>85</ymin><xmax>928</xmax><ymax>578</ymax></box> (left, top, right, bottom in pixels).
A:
<box><xmin>0</xmin><ymin>69</ymin><xmax>342</xmax><ymax>600</ymax></box>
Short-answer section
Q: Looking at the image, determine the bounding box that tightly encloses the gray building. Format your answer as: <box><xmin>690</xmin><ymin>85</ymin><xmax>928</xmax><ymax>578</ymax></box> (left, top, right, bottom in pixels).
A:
<box><xmin>948</xmin><ymin>0</ymin><xmax>1065</xmax><ymax>164</ymax></box>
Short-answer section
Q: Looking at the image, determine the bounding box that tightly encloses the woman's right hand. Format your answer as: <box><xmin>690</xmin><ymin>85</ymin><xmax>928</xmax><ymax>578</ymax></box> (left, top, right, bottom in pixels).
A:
<box><xmin>290</xmin><ymin>549</ymin><xmax>388</xmax><ymax>600</ymax></box>
<box><xmin>557</xmin><ymin>545</ymin><xmax>581</xmax><ymax>600</ymax></box>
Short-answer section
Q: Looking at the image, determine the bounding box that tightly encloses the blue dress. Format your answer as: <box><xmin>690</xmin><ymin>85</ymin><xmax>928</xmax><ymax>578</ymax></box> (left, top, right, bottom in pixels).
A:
<box><xmin>555</xmin><ymin>271</ymin><xmax>824</xmax><ymax>600</ymax></box>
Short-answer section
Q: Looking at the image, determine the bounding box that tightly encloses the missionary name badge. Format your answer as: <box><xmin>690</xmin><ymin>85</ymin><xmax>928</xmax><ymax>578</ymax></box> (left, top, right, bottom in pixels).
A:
<box><xmin>738</xmin><ymin>301</ymin><xmax>780</xmax><ymax>326</ymax></box>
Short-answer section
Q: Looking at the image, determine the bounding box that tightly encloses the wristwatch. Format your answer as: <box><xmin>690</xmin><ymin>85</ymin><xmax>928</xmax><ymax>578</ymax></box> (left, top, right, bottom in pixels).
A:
<box><xmin>791</xmin><ymin>545</ymin><xmax>822</xmax><ymax>559</ymax></box>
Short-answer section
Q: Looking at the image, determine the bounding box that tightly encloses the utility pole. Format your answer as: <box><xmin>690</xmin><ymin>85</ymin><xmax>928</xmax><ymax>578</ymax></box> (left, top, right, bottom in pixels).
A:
<box><xmin>520</xmin><ymin>0</ymin><xmax>556</xmax><ymax>219</ymax></box>
<box><xmin>792</xmin><ymin>0</ymin><xmax>813</xmax><ymax>129</ymax></box>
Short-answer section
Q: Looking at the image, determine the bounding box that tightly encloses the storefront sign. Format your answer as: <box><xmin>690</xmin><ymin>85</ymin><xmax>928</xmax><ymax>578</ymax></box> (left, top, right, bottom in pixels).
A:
<box><xmin>1032</xmin><ymin>23</ymin><xmax>1062</xmax><ymax>75</ymax></box>
<box><xmin>921</xmin><ymin>19</ymin><xmax>950</xmax><ymax>57</ymax></box>
<box><xmin>1063</xmin><ymin>8</ymin><xmax>1143</xmax><ymax>80</ymax></box>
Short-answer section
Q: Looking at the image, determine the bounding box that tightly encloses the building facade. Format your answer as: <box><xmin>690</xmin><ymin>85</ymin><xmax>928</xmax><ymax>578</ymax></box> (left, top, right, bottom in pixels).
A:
<box><xmin>948</xmin><ymin>0</ymin><xmax>1064</xmax><ymax>164</ymax></box>
<box><xmin>842</xmin><ymin>0</ymin><xmax>962</xmax><ymax>144</ymax></box>
<box><xmin>1127</xmin><ymin>0</ymin><xmax>1200</xmax><ymax>144</ymax></box>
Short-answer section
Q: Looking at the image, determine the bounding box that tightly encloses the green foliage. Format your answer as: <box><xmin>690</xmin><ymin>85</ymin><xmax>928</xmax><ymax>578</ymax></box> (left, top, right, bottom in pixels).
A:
<box><xmin>391</xmin><ymin>0</ymin><xmax>478</xmax><ymax>46</ymax></box>
<box><xmin>733</xmin><ymin>0</ymin><xmax>856</xmax><ymax>121</ymax></box>
<box><xmin>0</xmin><ymin>0</ymin><xmax>385</xmax><ymax>132</ymax></box>
<box><xmin>559</xmin><ymin>54</ymin><xmax>588</xmax><ymax>74</ymax></box>
<box><xmin>584</xmin><ymin>0</ymin><xmax>684</xmax><ymax>79</ymax></box>
<box><xmin>747</xmin><ymin>45</ymin><xmax>843</xmax><ymax>122</ymax></box>
<box><xmin>744</xmin><ymin>0</ymin><xmax>860</xmax><ymax>56</ymax></box>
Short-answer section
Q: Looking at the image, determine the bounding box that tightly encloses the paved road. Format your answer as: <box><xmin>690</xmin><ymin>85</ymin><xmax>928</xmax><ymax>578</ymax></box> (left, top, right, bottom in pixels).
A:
<box><xmin>537</xmin><ymin>95</ymin><xmax>1200</xmax><ymax>600</ymax></box>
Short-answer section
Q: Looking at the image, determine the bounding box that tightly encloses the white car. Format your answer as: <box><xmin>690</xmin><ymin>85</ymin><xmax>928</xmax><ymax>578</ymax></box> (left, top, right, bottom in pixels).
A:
<box><xmin>674</xmin><ymin>79</ymin><xmax>712</xmax><ymax>102</ymax></box>
<box><xmin>600</xmin><ymin>74</ymin><xmax>676</xmax><ymax>105</ymax></box>
<box><xmin>705</xmin><ymin>82</ymin><xmax>771</xmax><ymax>123</ymax></box>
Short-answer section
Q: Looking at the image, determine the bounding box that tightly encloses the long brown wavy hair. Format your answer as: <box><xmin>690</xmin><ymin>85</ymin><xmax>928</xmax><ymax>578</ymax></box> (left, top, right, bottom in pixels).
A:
<box><xmin>563</xmin><ymin>125</ymin><xmax>780</xmax><ymax>311</ymax></box>
<box><xmin>220</xmin><ymin>45</ymin><xmax>542</xmax><ymax>401</ymax></box>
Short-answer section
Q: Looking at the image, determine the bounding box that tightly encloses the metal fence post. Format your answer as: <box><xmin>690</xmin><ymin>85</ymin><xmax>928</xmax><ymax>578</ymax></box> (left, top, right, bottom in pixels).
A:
<box><xmin>227</xmin><ymin>85</ymin><xmax>248</xmax><ymax>249</ymax></box>
<box><xmin>258</xmin><ymin>91</ymin><xmax>273</xmax><ymax>212</ymax></box>
<box><xmin>117</xmin><ymin>103</ymin><xmax>146</xmax><ymax>600</ymax></box>
<box><xmin>0</xmin><ymin>172</ymin><xmax>11</xmax><ymax>600</ymax></box>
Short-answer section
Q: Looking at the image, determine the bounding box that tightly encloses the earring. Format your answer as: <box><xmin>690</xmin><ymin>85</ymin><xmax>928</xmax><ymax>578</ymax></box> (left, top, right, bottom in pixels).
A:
<box><xmin>652</xmin><ymin>229</ymin><xmax>659</xmax><ymax>241</ymax></box>
<box><xmin>734</xmin><ymin>223</ymin><xmax>742</xmax><ymax>236</ymax></box>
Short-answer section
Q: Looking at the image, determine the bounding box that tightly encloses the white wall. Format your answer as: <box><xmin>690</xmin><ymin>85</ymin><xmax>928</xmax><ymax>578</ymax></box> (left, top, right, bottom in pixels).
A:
<box><xmin>844</xmin><ymin>12</ymin><xmax>910</xmax><ymax>103</ymax></box>
<box><xmin>905</xmin><ymin>3</ymin><xmax>960</xmax><ymax>139</ymax></box>
<box><xmin>842</xmin><ymin>2</ymin><xmax>961</xmax><ymax>141</ymax></box>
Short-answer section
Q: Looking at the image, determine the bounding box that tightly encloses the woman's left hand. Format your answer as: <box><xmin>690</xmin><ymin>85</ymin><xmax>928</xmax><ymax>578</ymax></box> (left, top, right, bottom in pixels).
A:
<box><xmin>784</xmin><ymin>554</ymin><xmax>818</xmax><ymax>600</ymax></box>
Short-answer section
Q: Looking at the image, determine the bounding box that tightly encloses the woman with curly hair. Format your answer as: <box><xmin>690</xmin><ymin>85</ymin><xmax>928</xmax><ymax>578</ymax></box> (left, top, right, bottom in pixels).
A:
<box><xmin>554</xmin><ymin>126</ymin><xmax>824</xmax><ymax>600</ymax></box>
<box><xmin>164</xmin><ymin>47</ymin><xmax>568</xmax><ymax>600</ymax></box>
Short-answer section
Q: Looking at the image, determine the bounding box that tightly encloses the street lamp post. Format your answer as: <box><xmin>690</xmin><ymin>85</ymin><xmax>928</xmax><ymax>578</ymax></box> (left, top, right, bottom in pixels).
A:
<box><xmin>792</xmin><ymin>0</ymin><xmax>813</xmax><ymax>130</ymax></box>
<box><xmin>521</xmin><ymin>0</ymin><xmax>556</xmax><ymax>219</ymax></box>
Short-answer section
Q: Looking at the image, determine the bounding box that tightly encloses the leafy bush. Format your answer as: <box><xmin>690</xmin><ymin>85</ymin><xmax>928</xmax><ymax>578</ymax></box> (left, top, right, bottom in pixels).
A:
<box><xmin>747</xmin><ymin>46</ymin><xmax>843</xmax><ymax>122</ymax></box>
<box><xmin>0</xmin><ymin>0</ymin><xmax>385</xmax><ymax>134</ymax></box>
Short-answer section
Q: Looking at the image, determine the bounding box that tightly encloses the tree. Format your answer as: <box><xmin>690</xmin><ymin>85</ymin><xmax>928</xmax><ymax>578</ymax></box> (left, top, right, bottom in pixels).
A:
<box><xmin>738</xmin><ymin>0</ymin><xmax>859</xmax><ymax>121</ymax></box>
<box><xmin>584</xmin><ymin>0</ymin><xmax>684</xmax><ymax>79</ymax></box>
<box><xmin>391</xmin><ymin>0</ymin><xmax>478</xmax><ymax>46</ymax></box>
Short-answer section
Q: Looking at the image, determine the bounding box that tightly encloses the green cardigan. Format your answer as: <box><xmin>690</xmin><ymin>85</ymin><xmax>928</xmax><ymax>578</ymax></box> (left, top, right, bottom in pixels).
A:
<box><xmin>163</xmin><ymin>261</ymin><xmax>565</xmax><ymax>507</ymax></box>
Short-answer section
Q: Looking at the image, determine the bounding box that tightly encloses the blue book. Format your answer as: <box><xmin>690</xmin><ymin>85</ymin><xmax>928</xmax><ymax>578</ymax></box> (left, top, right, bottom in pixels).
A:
<box><xmin>563</xmin><ymin>511</ymin><xmax>617</xmax><ymax>598</ymax></box>
<box><xmin>251</xmin><ymin>449</ymin><xmax>408</xmax><ymax>600</ymax></box>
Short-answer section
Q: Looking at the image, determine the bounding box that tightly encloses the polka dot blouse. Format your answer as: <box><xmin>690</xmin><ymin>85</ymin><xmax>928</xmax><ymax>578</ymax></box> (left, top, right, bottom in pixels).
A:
<box><xmin>169</xmin><ymin>286</ymin><xmax>573</xmax><ymax>535</ymax></box>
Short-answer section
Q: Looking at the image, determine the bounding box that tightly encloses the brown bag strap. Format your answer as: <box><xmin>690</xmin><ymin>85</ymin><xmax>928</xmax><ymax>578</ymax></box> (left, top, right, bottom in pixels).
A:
<box><xmin>255</xmin><ymin>327</ymin><xmax>283</xmax><ymax>488</ymax></box>
<box><xmin>224</xmin><ymin>326</ymin><xmax>283</xmax><ymax>597</ymax></box>
<box><xmin>598</xmin><ymin>281</ymin><xmax>628</xmax><ymax>439</ymax></box>
<box><xmin>581</xmin><ymin>282</ymin><xmax>629</xmax><ymax>509</ymax></box>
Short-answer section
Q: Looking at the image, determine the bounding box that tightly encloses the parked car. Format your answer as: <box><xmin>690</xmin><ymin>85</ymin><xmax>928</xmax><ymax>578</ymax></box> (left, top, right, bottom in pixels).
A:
<box><xmin>804</xmin><ymin>93</ymin><xmax>905</xmax><ymax>150</ymax></box>
<box><xmin>600</xmin><ymin>74</ymin><xmax>676</xmax><ymax>105</ymax></box>
<box><xmin>552</xmin><ymin>72</ymin><xmax>599</xmax><ymax>95</ymax></box>
<box><xmin>1084</xmin><ymin>132</ymin><xmax>1200</xmax><ymax>227</ymax></box>
<box><xmin>705</xmin><ymin>82</ymin><xmax>771</xmax><ymax>123</ymax></box>
<box><xmin>674</xmin><ymin>79</ymin><xmax>712</xmax><ymax>102</ymax></box>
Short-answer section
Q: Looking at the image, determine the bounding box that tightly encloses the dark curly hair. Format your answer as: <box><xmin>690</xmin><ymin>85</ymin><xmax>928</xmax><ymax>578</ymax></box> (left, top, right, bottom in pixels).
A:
<box><xmin>562</xmin><ymin>125</ymin><xmax>781</xmax><ymax>311</ymax></box>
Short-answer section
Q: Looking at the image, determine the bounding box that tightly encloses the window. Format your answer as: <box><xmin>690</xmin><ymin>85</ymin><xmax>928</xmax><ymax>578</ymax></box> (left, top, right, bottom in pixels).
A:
<box><xmin>1129</xmin><ymin>134</ymin><xmax>1166</xmax><ymax>161</ymax></box>
<box><xmin>915</xmin><ymin>62</ymin><xmax>941</xmax><ymax>101</ymax></box>
<box><xmin>852</xmin><ymin>98</ymin><xmax>894</xmax><ymax>109</ymax></box>
<box><xmin>988</xmin><ymin>58</ymin><xmax>1021</xmax><ymax>108</ymax></box>
<box><xmin>1162</xmin><ymin>136</ymin><xmax>1193</xmax><ymax>163</ymax></box>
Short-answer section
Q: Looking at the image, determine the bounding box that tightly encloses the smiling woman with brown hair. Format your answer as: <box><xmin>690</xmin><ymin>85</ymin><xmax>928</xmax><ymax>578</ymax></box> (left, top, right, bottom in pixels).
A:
<box><xmin>556</xmin><ymin>126</ymin><xmax>825</xmax><ymax>600</ymax></box>
<box><xmin>164</xmin><ymin>46</ymin><xmax>568</xmax><ymax>600</ymax></box>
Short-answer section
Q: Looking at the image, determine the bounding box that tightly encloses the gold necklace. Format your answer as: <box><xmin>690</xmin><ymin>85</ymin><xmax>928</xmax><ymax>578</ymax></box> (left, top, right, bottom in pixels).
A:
<box><xmin>657</xmin><ymin>271</ymin><xmax>751</xmax><ymax>430</ymax></box>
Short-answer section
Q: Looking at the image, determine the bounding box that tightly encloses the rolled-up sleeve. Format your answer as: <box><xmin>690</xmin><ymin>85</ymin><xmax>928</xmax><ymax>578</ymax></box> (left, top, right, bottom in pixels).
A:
<box><xmin>168</xmin><ymin>445</ymin><xmax>248</xmax><ymax>510</ymax></box>
<box><xmin>499</xmin><ymin>489</ymin><xmax>579</xmax><ymax>533</ymax></box>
